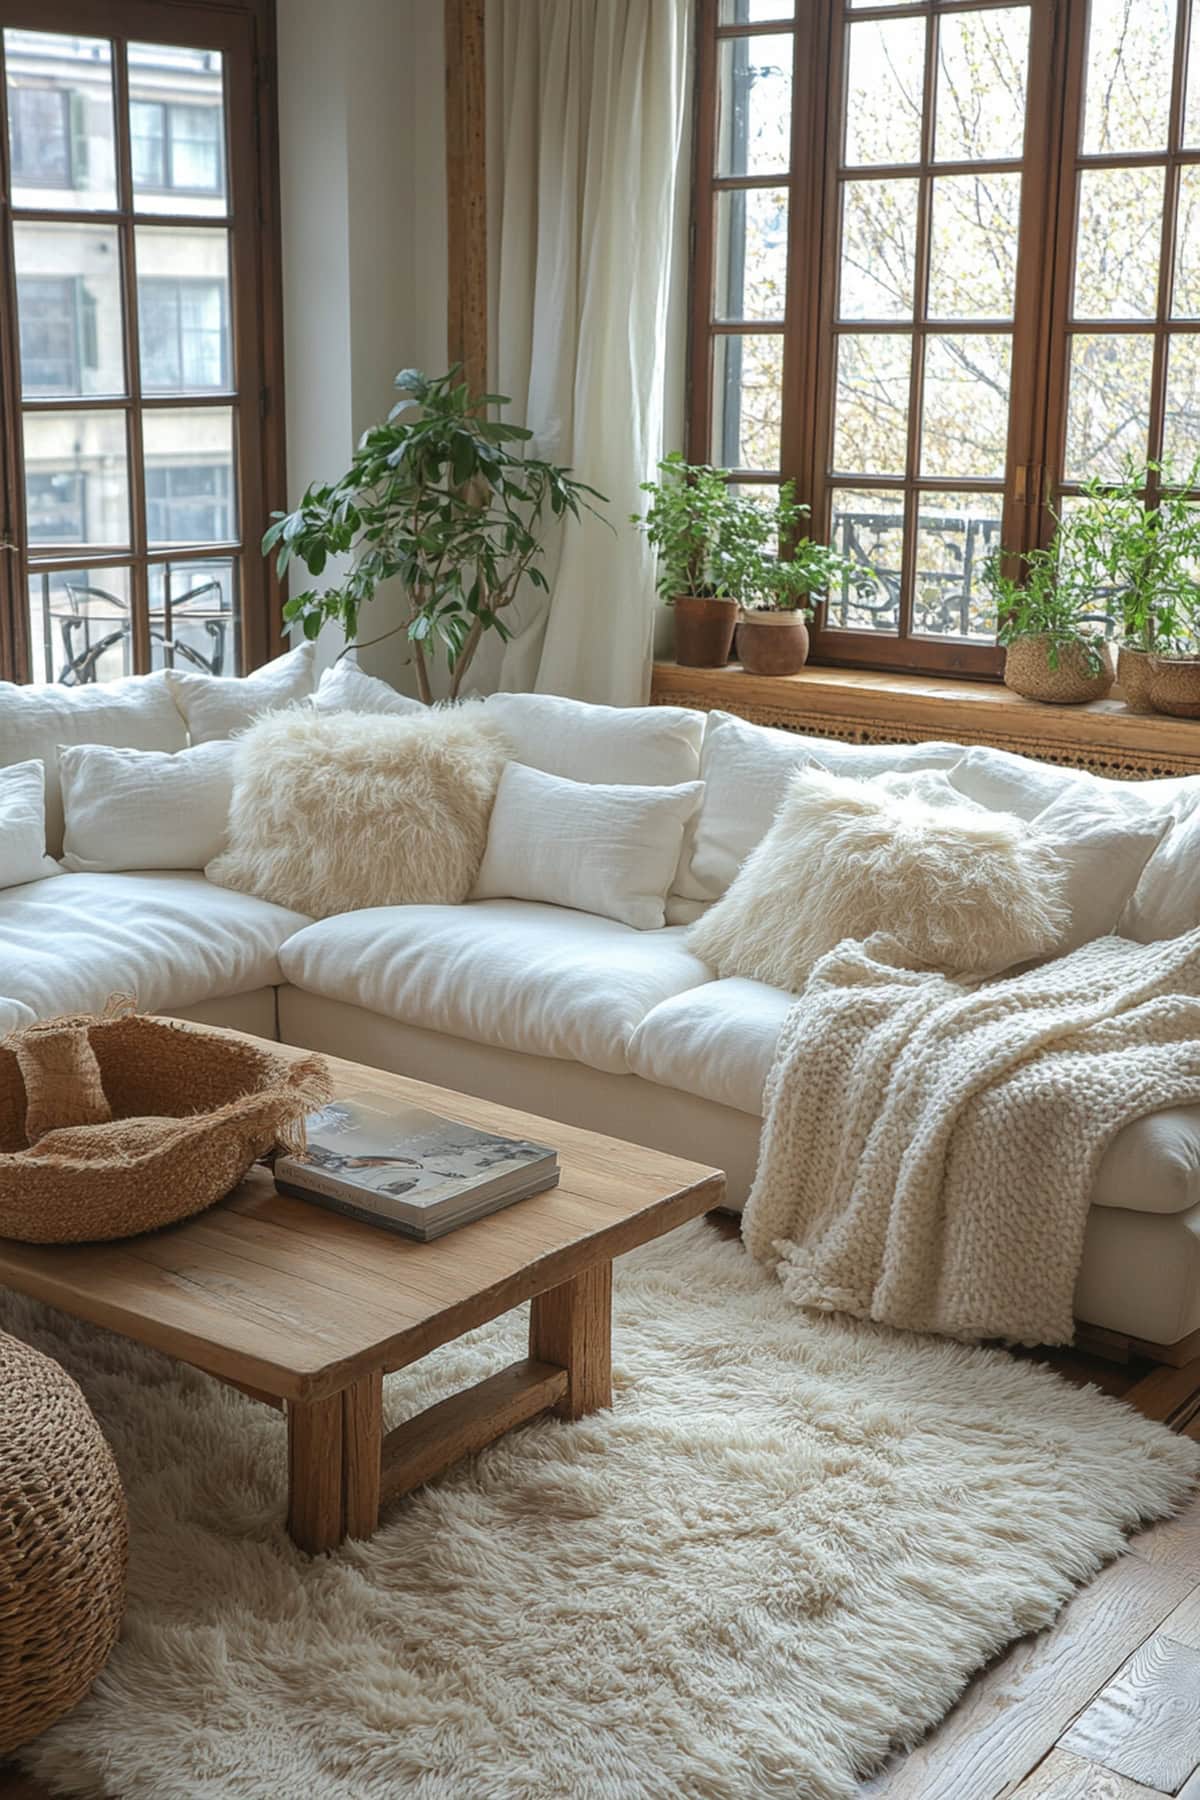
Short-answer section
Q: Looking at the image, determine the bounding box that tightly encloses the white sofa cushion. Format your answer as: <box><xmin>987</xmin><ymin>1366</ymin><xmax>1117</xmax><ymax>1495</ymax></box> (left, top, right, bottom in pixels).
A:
<box><xmin>0</xmin><ymin>872</ymin><xmax>309</xmax><ymax>1019</ymax></box>
<box><xmin>311</xmin><ymin>660</ymin><xmax>423</xmax><ymax>717</ymax></box>
<box><xmin>278</xmin><ymin>898</ymin><xmax>712</xmax><ymax>1075</ymax></box>
<box><xmin>473</xmin><ymin>763</ymin><xmax>705</xmax><ymax>929</ymax></box>
<box><xmin>59</xmin><ymin>740</ymin><xmax>235</xmax><ymax>873</ymax></box>
<box><xmin>0</xmin><ymin>760</ymin><xmax>59</xmax><ymax>890</ymax></box>
<box><xmin>948</xmin><ymin>743</ymin><xmax>1200</xmax><ymax>822</ymax></box>
<box><xmin>1028</xmin><ymin>790</ymin><xmax>1170</xmax><ymax>953</ymax></box>
<box><xmin>0</xmin><ymin>671</ymin><xmax>186</xmax><ymax>855</ymax></box>
<box><xmin>1124</xmin><ymin>807</ymin><xmax>1200</xmax><ymax>943</ymax></box>
<box><xmin>0</xmin><ymin>995</ymin><xmax>34</xmax><ymax>1036</ymax></box>
<box><xmin>483</xmin><ymin>692</ymin><xmax>704</xmax><ymax>787</ymax></box>
<box><xmin>671</xmin><ymin>710</ymin><xmax>964</xmax><ymax>918</ymax></box>
<box><xmin>627</xmin><ymin>977</ymin><xmax>791</xmax><ymax>1116</ymax></box>
<box><xmin>165</xmin><ymin>641</ymin><xmax>316</xmax><ymax>743</ymax></box>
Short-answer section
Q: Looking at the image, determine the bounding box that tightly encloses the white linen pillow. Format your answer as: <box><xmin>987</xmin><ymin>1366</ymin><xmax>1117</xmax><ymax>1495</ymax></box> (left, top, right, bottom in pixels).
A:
<box><xmin>1027</xmin><ymin>790</ymin><xmax>1171</xmax><ymax>950</ymax></box>
<box><xmin>312</xmin><ymin>659</ymin><xmax>423</xmax><ymax>717</ymax></box>
<box><xmin>483</xmin><ymin>692</ymin><xmax>704</xmax><ymax>787</ymax></box>
<box><xmin>58</xmin><ymin>740</ymin><xmax>236</xmax><ymax>872</ymax></box>
<box><xmin>687</xmin><ymin>766</ymin><xmax>1069</xmax><ymax>991</ymax></box>
<box><xmin>0</xmin><ymin>760</ymin><xmax>59</xmax><ymax>890</ymax></box>
<box><xmin>0</xmin><ymin>670</ymin><xmax>185</xmax><ymax>856</ymax></box>
<box><xmin>673</xmin><ymin>709</ymin><xmax>965</xmax><ymax>914</ymax></box>
<box><xmin>165</xmin><ymin>641</ymin><xmax>316</xmax><ymax>743</ymax></box>
<box><xmin>1122</xmin><ymin>807</ymin><xmax>1200</xmax><ymax>942</ymax></box>
<box><xmin>207</xmin><ymin>704</ymin><xmax>510</xmax><ymax>917</ymax></box>
<box><xmin>948</xmin><ymin>743</ymin><xmax>1200</xmax><ymax>822</ymax></box>
<box><xmin>473</xmin><ymin>762</ymin><xmax>705</xmax><ymax>930</ymax></box>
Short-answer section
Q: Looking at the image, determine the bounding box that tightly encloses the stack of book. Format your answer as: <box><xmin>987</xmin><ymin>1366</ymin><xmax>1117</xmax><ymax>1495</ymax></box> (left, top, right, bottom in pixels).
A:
<box><xmin>274</xmin><ymin>1093</ymin><xmax>559</xmax><ymax>1241</ymax></box>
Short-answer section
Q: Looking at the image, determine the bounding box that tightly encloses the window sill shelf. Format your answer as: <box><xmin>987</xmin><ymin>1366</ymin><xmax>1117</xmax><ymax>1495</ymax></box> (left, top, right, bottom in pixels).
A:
<box><xmin>650</xmin><ymin>661</ymin><xmax>1200</xmax><ymax>781</ymax></box>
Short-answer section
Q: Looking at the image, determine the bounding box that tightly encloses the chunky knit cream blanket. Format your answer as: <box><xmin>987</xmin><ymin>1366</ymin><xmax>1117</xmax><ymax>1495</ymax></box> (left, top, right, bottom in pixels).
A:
<box><xmin>742</xmin><ymin>929</ymin><xmax>1200</xmax><ymax>1345</ymax></box>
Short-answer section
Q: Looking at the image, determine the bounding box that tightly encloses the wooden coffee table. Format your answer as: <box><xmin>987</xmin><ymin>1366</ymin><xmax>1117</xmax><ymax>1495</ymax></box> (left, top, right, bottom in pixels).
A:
<box><xmin>0</xmin><ymin>1034</ymin><xmax>725</xmax><ymax>1553</ymax></box>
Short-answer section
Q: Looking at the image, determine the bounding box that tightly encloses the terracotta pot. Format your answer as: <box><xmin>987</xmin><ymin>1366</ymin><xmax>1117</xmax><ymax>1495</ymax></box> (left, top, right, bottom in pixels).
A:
<box><xmin>1147</xmin><ymin>653</ymin><xmax>1200</xmax><ymax>718</ymax></box>
<box><xmin>1117</xmin><ymin>643</ymin><xmax>1157</xmax><ymax>714</ymax></box>
<box><xmin>671</xmin><ymin>595</ymin><xmax>737</xmax><ymax>668</ymax></box>
<box><xmin>736</xmin><ymin>610</ymin><xmax>810</xmax><ymax>676</ymax></box>
<box><xmin>1003</xmin><ymin>634</ymin><xmax>1115</xmax><ymax>705</ymax></box>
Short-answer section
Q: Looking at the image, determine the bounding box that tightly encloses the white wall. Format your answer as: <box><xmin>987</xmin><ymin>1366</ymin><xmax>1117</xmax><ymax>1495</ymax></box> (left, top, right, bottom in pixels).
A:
<box><xmin>276</xmin><ymin>0</ymin><xmax>447</xmax><ymax>688</ymax></box>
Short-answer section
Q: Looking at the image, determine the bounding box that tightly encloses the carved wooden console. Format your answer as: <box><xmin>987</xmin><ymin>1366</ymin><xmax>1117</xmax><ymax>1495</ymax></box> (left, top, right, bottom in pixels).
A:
<box><xmin>651</xmin><ymin>662</ymin><xmax>1200</xmax><ymax>782</ymax></box>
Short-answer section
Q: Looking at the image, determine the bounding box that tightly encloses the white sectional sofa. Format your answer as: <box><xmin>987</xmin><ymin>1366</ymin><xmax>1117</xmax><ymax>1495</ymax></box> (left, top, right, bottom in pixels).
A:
<box><xmin>3</xmin><ymin>653</ymin><xmax>1200</xmax><ymax>1357</ymax></box>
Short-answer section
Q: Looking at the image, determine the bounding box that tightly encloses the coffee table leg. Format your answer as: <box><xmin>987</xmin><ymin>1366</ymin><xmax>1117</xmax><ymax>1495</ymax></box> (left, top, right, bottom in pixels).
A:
<box><xmin>287</xmin><ymin>1390</ymin><xmax>343</xmax><ymax>1554</ymax></box>
<box><xmin>529</xmin><ymin>1260</ymin><xmax>613</xmax><ymax>1419</ymax></box>
<box><xmin>287</xmin><ymin>1369</ymin><xmax>383</xmax><ymax>1553</ymax></box>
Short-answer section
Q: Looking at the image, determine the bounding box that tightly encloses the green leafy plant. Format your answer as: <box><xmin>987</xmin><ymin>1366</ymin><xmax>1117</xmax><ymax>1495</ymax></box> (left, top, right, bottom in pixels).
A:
<box><xmin>717</xmin><ymin>481</ymin><xmax>873</xmax><ymax>615</ymax></box>
<box><xmin>1064</xmin><ymin>458</ymin><xmax>1200</xmax><ymax>656</ymax></box>
<box><xmin>984</xmin><ymin>527</ymin><xmax>1109</xmax><ymax>677</ymax></box>
<box><xmin>632</xmin><ymin>458</ymin><xmax>872</xmax><ymax>616</ymax></box>
<box><xmin>263</xmin><ymin>367</ymin><xmax>605</xmax><ymax>703</ymax></box>
<box><xmin>631</xmin><ymin>452</ymin><xmax>735</xmax><ymax>600</ymax></box>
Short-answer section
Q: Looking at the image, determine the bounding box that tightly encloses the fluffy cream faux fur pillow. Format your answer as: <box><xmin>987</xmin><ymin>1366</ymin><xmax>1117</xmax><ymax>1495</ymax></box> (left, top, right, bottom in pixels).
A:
<box><xmin>206</xmin><ymin>704</ymin><xmax>510</xmax><ymax>917</ymax></box>
<box><xmin>686</xmin><ymin>765</ymin><xmax>1070</xmax><ymax>991</ymax></box>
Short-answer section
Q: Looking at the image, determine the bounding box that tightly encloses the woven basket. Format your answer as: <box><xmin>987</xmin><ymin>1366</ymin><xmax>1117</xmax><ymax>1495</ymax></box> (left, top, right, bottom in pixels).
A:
<box><xmin>1003</xmin><ymin>634</ymin><xmax>1115</xmax><ymax>705</ymax></box>
<box><xmin>0</xmin><ymin>1331</ymin><xmax>127</xmax><ymax>1753</ymax></box>
<box><xmin>0</xmin><ymin>1010</ymin><xmax>331</xmax><ymax>1244</ymax></box>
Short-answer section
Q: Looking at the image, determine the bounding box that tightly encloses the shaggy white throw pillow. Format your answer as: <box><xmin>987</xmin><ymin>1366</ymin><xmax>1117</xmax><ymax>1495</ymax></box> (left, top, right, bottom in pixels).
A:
<box><xmin>687</xmin><ymin>766</ymin><xmax>1069</xmax><ymax>990</ymax></box>
<box><xmin>206</xmin><ymin>705</ymin><xmax>510</xmax><ymax>917</ymax></box>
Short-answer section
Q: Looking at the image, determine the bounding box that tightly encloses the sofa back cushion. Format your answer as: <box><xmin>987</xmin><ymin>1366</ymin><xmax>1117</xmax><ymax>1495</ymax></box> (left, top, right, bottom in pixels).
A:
<box><xmin>473</xmin><ymin>762</ymin><xmax>705</xmax><ymax>930</ymax></box>
<box><xmin>165</xmin><ymin>641</ymin><xmax>316</xmax><ymax>743</ymax></box>
<box><xmin>484</xmin><ymin>692</ymin><xmax>704</xmax><ymax>787</ymax></box>
<box><xmin>59</xmin><ymin>740</ymin><xmax>236</xmax><ymax>873</ymax></box>
<box><xmin>0</xmin><ymin>671</ymin><xmax>186</xmax><ymax>856</ymax></box>
<box><xmin>671</xmin><ymin>709</ymin><xmax>965</xmax><ymax>919</ymax></box>
<box><xmin>311</xmin><ymin>659</ymin><xmax>423</xmax><ymax>717</ymax></box>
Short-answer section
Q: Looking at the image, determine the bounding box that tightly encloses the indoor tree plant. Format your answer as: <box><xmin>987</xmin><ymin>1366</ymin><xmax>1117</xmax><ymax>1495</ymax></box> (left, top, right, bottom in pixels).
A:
<box><xmin>717</xmin><ymin>482</ymin><xmax>873</xmax><ymax>676</ymax></box>
<box><xmin>632</xmin><ymin>452</ymin><xmax>740</xmax><ymax>667</ymax></box>
<box><xmin>984</xmin><ymin>525</ymin><xmax>1115</xmax><ymax>705</ymax></box>
<box><xmin>263</xmin><ymin>367</ymin><xmax>604</xmax><ymax>702</ymax></box>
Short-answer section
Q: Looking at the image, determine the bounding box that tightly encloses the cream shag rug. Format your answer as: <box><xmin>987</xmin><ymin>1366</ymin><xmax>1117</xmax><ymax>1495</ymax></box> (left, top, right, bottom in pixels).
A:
<box><xmin>9</xmin><ymin>1222</ymin><xmax>1198</xmax><ymax>1800</ymax></box>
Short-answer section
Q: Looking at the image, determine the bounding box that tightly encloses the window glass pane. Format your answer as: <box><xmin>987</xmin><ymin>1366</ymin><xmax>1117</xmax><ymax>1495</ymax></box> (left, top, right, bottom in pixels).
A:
<box><xmin>28</xmin><ymin>565</ymin><xmax>133</xmax><ymax>685</ymax></box>
<box><xmin>827</xmin><ymin>488</ymin><xmax>903</xmax><ymax>633</ymax></box>
<box><xmin>715</xmin><ymin>34</ymin><xmax>792</xmax><ymax>176</ymax></box>
<box><xmin>1173</xmin><ymin>165</ymin><xmax>1200</xmax><ymax>318</ymax></box>
<box><xmin>718</xmin><ymin>1</ymin><xmax>794</xmax><ymax>19</ymax></box>
<box><xmin>833</xmin><ymin>333</ymin><xmax>912</xmax><ymax>476</ymax></box>
<box><xmin>1162</xmin><ymin>335</ymin><xmax>1200</xmax><ymax>472</ymax></box>
<box><xmin>934</xmin><ymin>8</ymin><xmax>1030</xmax><ymax>164</ymax></box>
<box><xmin>927</xmin><ymin>173</ymin><xmax>1021</xmax><ymax>321</ymax></box>
<box><xmin>14</xmin><ymin>223</ymin><xmax>125</xmax><ymax>399</ymax></box>
<box><xmin>1082</xmin><ymin>0</ymin><xmax>1175</xmax><ymax>156</ymax></box>
<box><xmin>920</xmin><ymin>334</ymin><xmax>1012</xmax><ymax>479</ymax></box>
<box><xmin>711</xmin><ymin>335</ymin><xmax>783</xmax><ymax>467</ymax></box>
<box><xmin>844</xmin><ymin>18</ymin><xmax>926</xmax><ymax>168</ymax></box>
<box><xmin>1186</xmin><ymin>7</ymin><xmax>1200</xmax><ymax>145</ymax></box>
<box><xmin>143</xmin><ymin>407</ymin><xmax>236</xmax><ymax>546</ymax></box>
<box><xmin>912</xmin><ymin>491</ymin><xmax>1003</xmax><ymax>639</ymax></box>
<box><xmin>1073</xmin><ymin>166</ymin><xmax>1164</xmax><ymax>321</ymax></box>
<box><xmin>129</xmin><ymin>43</ymin><xmax>227</xmax><ymax>216</ymax></box>
<box><xmin>149</xmin><ymin>557</ymin><xmax>238</xmax><ymax>675</ymax></box>
<box><xmin>838</xmin><ymin>177</ymin><xmax>918</xmax><ymax>320</ymax></box>
<box><xmin>714</xmin><ymin>188</ymin><xmax>788</xmax><ymax>322</ymax></box>
<box><xmin>136</xmin><ymin>227</ymin><xmax>231</xmax><ymax>391</ymax></box>
<box><xmin>23</xmin><ymin>411</ymin><xmax>129</xmax><ymax>549</ymax></box>
<box><xmin>1063</xmin><ymin>332</ymin><xmax>1154</xmax><ymax>481</ymax></box>
<box><xmin>4</xmin><ymin>29</ymin><xmax>117</xmax><ymax>210</ymax></box>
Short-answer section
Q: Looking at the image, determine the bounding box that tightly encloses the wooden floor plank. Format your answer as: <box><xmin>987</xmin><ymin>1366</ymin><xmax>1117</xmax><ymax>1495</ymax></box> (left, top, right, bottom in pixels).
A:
<box><xmin>1009</xmin><ymin>1748</ymin><xmax>1171</xmax><ymax>1796</ymax></box>
<box><xmin>1058</xmin><ymin>1633</ymin><xmax>1200</xmax><ymax>1792</ymax></box>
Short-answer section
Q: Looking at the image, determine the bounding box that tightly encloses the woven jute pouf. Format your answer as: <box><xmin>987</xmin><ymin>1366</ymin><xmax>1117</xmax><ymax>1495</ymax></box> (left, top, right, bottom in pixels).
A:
<box><xmin>0</xmin><ymin>1009</ymin><xmax>332</xmax><ymax>1243</ymax></box>
<box><xmin>0</xmin><ymin>1331</ymin><xmax>127</xmax><ymax>1753</ymax></box>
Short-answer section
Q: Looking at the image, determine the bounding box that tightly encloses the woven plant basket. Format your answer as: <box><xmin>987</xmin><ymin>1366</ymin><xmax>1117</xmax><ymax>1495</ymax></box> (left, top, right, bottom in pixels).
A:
<box><xmin>0</xmin><ymin>1009</ymin><xmax>332</xmax><ymax>1244</ymax></box>
<box><xmin>1003</xmin><ymin>633</ymin><xmax>1115</xmax><ymax>705</ymax></box>
<box><xmin>0</xmin><ymin>1331</ymin><xmax>127</xmax><ymax>1753</ymax></box>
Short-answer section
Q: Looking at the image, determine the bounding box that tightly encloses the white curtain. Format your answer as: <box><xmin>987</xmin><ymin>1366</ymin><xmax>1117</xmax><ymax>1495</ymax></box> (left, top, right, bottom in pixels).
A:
<box><xmin>483</xmin><ymin>0</ymin><xmax>691</xmax><ymax>705</ymax></box>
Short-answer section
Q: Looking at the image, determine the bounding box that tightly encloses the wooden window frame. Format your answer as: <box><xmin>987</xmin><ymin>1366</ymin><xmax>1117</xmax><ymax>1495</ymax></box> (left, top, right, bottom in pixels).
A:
<box><xmin>687</xmin><ymin>0</ymin><xmax>1090</xmax><ymax>681</ymax></box>
<box><xmin>0</xmin><ymin>0</ymin><xmax>286</xmax><ymax>684</ymax></box>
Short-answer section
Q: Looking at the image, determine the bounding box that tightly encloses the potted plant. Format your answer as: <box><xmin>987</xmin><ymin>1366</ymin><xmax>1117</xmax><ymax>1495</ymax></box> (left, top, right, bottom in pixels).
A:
<box><xmin>263</xmin><ymin>368</ymin><xmax>604</xmax><ymax>702</ymax></box>
<box><xmin>633</xmin><ymin>453</ymin><xmax>739</xmax><ymax>667</ymax></box>
<box><xmin>1067</xmin><ymin>460</ymin><xmax>1200</xmax><ymax>713</ymax></box>
<box><xmin>717</xmin><ymin>482</ymin><xmax>873</xmax><ymax>676</ymax></box>
<box><xmin>984</xmin><ymin>534</ymin><xmax>1115</xmax><ymax>705</ymax></box>
<box><xmin>1148</xmin><ymin>589</ymin><xmax>1200</xmax><ymax>716</ymax></box>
